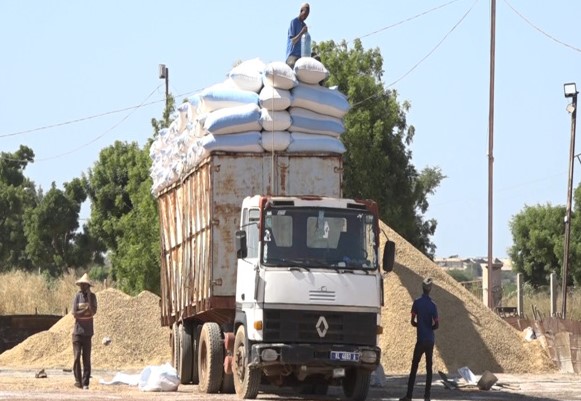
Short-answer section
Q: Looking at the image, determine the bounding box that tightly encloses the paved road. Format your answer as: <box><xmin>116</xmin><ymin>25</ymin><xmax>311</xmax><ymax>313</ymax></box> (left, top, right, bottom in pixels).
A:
<box><xmin>0</xmin><ymin>369</ymin><xmax>580</xmax><ymax>400</ymax></box>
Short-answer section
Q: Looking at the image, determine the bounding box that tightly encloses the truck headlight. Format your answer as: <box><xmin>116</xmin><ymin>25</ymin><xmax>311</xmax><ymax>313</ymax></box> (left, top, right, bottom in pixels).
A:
<box><xmin>261</xmin><ymin>348</ymin><xmax>279</xmax><ymax>362</ymax></box>
<box><xmin>360</xmin><ymin>350</ymin><xmax>377</xmax><ymax>363</ymax></box>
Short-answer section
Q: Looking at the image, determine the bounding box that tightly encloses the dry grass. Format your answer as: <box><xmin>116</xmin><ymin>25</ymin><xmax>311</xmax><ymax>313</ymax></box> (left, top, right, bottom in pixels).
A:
<box><xmin>504</xmin><ymin>287</ymin><xmax>581</xmax><ymax>320</ymax></box>
<box><xmin>0</xmin><ymin>271</ymin><xmax>105</xmax><ymax>316</ymax></box>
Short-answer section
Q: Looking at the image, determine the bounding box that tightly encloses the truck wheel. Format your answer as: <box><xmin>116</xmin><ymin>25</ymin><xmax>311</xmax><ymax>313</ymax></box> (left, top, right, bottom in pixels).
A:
<box><xmin>192</xmin><ymin>324</ymin><xmax>201</xmax><ymax>385</ymax></box>
<box><xmin>342</xmin><ymin>367</ymin><xmax>371</xmax><ymax>401</ymax></box>
<box><xmin>221</xmin><ymin>373</ymin><xmax>235</xmax><ymax>393</ymax></box>
<box><xmin>232</xmin><ymin>325</ymin><xmax>261</xmax><ymax>399</ymax></box>
<box><xmin>172</xmin><ymin>323</ymin><xmax>181</xmax><ymax>372</ymax></box>
<box><xmin>178</xmin><ymin>323</ymin><xmax>193</xmax><ymax>384</ymax></box>
<box><xmin>198</xmin><ymin>322</ymin><xmax>223</xmax><ymax>393</ymax></box>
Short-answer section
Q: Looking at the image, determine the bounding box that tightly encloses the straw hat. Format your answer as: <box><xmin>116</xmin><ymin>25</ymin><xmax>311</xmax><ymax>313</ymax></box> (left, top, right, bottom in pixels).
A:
<box><xmin>75</xmin><ymin>273</ymin><xmax>92</xmax><ymax>286</ymax></box>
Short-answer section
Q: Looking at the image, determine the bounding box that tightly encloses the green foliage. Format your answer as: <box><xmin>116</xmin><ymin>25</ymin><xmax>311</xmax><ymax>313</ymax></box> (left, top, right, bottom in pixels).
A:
<box><xmin>0</xmin><ymin>146</ymin><xmax>37</xmax><ymax>271</ymax></box>
<box><xmin>314</xmin><ymin>39</ymin><xmax>444</xmax><ymax>257</ymax></box>
<box><xmin>110</xmin><ymin>143</ymin><xmax>160</xmax><ymax>295</ymax></box>
<box><xmin>447</xmin><ymin>268</ymin><xmax>473</xmax><ymax>283</ymax></box>
<box><xmin>23</xmin><ymin>180</ymin><xmax>92</xmax><ymax>276</ymax></box>
<box><xmin>83</xmin><ymin>96</ymin><xmax>174</xmax><ymax>295</ymax></box>
<box><xmin>508</xmin><ymin>203</ymin><xmax>565</xmax><ymax>287</ymax></box>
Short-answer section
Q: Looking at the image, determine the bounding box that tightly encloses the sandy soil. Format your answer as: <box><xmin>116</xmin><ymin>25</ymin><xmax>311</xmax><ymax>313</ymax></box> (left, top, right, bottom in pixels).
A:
<box><xmin>0</xmin><ymin>368</ymin><xmax>580</xmax><ymax>401</ymax></box>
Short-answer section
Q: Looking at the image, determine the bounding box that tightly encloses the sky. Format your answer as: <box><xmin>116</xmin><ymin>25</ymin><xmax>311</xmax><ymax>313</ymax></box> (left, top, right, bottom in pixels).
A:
<box><xmin>1</xmin><ymin>1</ymin><xmax>581</xmax><ymax>260</ymax></box>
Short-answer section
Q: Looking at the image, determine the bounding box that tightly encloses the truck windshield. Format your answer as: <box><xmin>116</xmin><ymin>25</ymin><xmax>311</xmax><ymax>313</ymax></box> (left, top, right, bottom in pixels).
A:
<box><xmin>261</xmin><ymin>207</ymin><xmax>377</xmax><ymax>270</ymax></box>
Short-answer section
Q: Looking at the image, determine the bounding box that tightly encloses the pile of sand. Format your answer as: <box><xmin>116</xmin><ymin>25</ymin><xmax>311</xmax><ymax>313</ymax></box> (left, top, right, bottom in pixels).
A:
<box><xmin>0</xmin><ymin>222</ymin><xmax>556</xmax><ymax>375</ymax></box>
<box><xmin>378</xmin><ymin>221</ymin><xmax>555</xmax><ymax>374</ymax></box>
<box><xmin>0</xmin><ymin>289</ymin><xmax>171</xmax><ymax>370</ymax></box>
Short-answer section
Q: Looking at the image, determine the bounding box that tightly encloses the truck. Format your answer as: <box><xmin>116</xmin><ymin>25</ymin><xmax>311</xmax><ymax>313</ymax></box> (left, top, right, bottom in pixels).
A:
<box><xmin>157</xmin><ymin>152</ymin><xmax>394</xmax><ymax>401</ymax></box>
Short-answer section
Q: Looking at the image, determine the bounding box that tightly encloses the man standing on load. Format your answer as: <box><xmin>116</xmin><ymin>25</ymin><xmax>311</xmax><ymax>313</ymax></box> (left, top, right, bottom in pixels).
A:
<box><xmin>286</xmin><ymin>3</ymin><xmax>310</xmax><ymax>68</ymax></box>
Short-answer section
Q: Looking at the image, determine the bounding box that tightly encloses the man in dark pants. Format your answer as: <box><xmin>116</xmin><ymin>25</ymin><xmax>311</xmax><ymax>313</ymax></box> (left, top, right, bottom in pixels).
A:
<box><xmin>400</xmin><ymin>278</ymin><xmax>439</xmax><ymax>401</ymax></box>
<box><xmin>71</xmin><ymin>273</ymin><xmax>97</xmax><ymax>390</ymax></box>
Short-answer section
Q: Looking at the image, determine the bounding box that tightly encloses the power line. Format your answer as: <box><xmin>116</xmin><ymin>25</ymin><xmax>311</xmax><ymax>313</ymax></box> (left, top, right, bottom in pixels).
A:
<box><xmin>352</xmin><ymin>0</ymin><xmax>479</xmax><ymax>108</ymax></box>
<box><xmin>355</xmin><ymin>0</ymin><xmax>462</xmax><ymax>42</ymax></box>
<box><xmin>0</xmin><ymin>88</ymin><xmax>199</xmax><ymax>139</ymax></box>
<box><xmin>2</xmin><ymin>2</ymin><xmax>465</xmax><ymax>142</ymax></box>
<box><xmin>504</xmin><ymin>0</ymin><xmax>581</xmax><ymax>54</ymax></box>
<box><xmin>0</xmin><ymin>85</ymin><xmax>162</xmax><ymax>163</ymax></box>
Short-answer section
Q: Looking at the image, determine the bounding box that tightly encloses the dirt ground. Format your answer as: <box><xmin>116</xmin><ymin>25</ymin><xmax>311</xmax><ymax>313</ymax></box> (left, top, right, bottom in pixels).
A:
<box><xmin>0</xmin><ymin>369</ymin><xmax>580</xmax><ymax>401</ymax></box>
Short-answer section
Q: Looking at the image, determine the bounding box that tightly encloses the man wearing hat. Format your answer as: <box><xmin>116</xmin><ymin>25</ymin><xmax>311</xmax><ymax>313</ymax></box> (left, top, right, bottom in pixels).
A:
<box><xmin>71</xmin><ymin>273</ymin><xmax>98</xmax><ymax>390</ymax></box>
<box><xmin>285</xmin><ymin>2</ymin><xmax>310</xmax><ymax>68</ymax></box>
<box><xmin>400</xmin><ymin>278</ymin><xmax>439</xmax><ymax>401</ymax></box>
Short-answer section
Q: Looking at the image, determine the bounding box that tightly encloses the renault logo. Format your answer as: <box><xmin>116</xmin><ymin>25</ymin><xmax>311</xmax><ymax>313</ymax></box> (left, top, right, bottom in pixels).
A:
<box><xmin>316</xmin><ymin>316</ymin><xmax>329</xmax><ymax>337</ymax></box>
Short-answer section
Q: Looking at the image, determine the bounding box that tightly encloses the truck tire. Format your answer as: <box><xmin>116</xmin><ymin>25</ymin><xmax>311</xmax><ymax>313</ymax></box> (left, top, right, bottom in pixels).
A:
<box><xmin>172</xmin><ymin>323</ymin><xmax>180</xmax><ymax>371</ymax></box>
<box><xmin>342</xmin><ymin>367</ymin><xmax>371</xmax><ymax>401</ymax></box>
<box><xmin>198</xmin><ymin>322</ymin><xmax>224</xmax><ymax>393</ymax></box>
<box><xmin>232</xmin><ymin>325</ymin><xmax>261</xmax><ymax>399</ymax></box>
<box><xmin>192</xmin><ymin>324</ymin><xmax>201</xmax><ymax>385</ymax></box>
<box><xmin>221</xmin><ymin>373</ymin><xmax>235</xmax><ymax>393</ymax></box>
<box><xmin>178</xmin><ymin>323</ymin><xmax>193</xmax><ymax>384</ymax></box>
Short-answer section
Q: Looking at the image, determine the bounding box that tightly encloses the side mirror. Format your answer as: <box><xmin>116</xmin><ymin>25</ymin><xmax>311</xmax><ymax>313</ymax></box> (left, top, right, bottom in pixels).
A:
<box><xmin>236</xmin><ymin>230</ymin><xmax>248</xmax><ymax>259</ymax></box>
<box><xmin>382</xmin><ymin>240</ymin><xmax>395</xmax><ymax>273</ymax></box>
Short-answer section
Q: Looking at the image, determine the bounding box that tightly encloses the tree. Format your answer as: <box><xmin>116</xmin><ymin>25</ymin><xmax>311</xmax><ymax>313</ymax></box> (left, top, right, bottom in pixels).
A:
<box><xmin>315</xmin><ymin>39</ymin><xmax>444</xmax><ymax>257</ymax></box>
<box><xmin>84</xmin><ymin>95</ymin><xmax>174</xmax><ymax>295</ymax></box>
<box><xmin>23</xmin><ymin>179</ymin><xmax>92</xmax><ymax>276</ymax></box>
<box><xmin>508</xmin><ymin>203</ymin><xmax>565</xmax><ymax>287</ymax></box>
<box><xmin>0</xmin><ymin>146</ymin><xmax>37</xmax><ymax>271</ymax></box>
<box><xmin>111</xmin><ymin>141</ymin><xmax>160</xmax><ymax>295</ymax></box>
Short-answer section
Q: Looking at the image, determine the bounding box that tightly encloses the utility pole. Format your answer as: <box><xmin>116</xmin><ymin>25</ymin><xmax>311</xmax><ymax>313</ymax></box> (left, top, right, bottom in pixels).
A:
<box><xmin>486</xmin><ymin>0</ymin><xmax>496</xmax><ymax>309</ymax></box>
<box><xmin>159</xmin><ymin>64</ymin><xmax>169</xmax><ymax>109</ymax></box>
<box><xmin>562</xmin><ymin>83</ymin><xmax>578</xmax><ymax>319</ymax></box>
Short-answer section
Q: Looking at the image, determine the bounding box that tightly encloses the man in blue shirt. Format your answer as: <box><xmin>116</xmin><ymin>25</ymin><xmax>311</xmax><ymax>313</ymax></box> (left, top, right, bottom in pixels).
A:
<box><xmin>286</xmin><ymin>3</ymin><xmax>310</xmax><ymax>68</ymax></box>
<box><xmin>400</xmin><ymin>278</ymin><xmax>439</xmax><ymax>401</ymax></box>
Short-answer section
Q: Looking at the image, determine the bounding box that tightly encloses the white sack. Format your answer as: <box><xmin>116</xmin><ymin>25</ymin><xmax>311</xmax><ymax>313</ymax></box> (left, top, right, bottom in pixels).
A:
<box><xmin>261</xmin><ymin>131</ymin><xmax>292</xmax><ymax>152</ymax></box>
<box><xmin>288</xmin><ymin>132</ymin><xmax>346</xmax><ymax>154</ymax></box>
<box><xmin>260</xmin><ymin>109</ymin><xmax>292</xmax><ymax>132</ymax></box>
<box><xmin>289</xmin><ymin>107</ymin><xmax>345</xmax><ymax>137</ymax></box>
<box><xmin>138</xmin><ymin>363</ymin><xmax>180</xmax><ymax>392</ymax></box>
<box><xmin>197</xmin><ymin>132</ymin><xmax>264</xmax><ymax>159</ymax></box>
<box><xmin>198</xmin><ymin>87</ymin><xmax>259</xmax><ymax>114</ymax></box>
<box><xmin>263</xmin><ymin>61</ymin><xmax>298</xmax><ymax>90</ymax></box>
<box><xmin>204</xmin><ymin>104</ymin><xmax>261</xmax><ymax>135</ymax></box>
<box><xmin>294</xmin><ymin>57</ymin><xmax>329</xmax><ymax>84</ymax></box>
<box><xmin>291</xmin><ymin>83</ymin><xmax>350</xmax><ymax>118</ymax></box>
<box><xmin>229</xmin><ymin>58</ymin><xmax>265</xmax><ymax>93</ymax></box>
<box><xmin>259</xmin><ymin>86</ymin><xmax>293</xmax><ymax>111</ymax></box>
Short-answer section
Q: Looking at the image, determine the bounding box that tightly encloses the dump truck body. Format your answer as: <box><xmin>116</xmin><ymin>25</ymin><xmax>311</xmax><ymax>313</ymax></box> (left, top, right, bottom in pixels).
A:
<box><xmin>158</xmin><ymin>152</ymin><xmax>342</xmax><ymax>327</ymax></box>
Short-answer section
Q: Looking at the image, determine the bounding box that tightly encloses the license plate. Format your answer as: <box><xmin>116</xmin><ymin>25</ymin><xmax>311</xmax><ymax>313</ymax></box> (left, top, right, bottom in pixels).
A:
<box><xmin>330</xmin><ymin>351</ymin><xmax>360</xmax><ymax>361</ymax></box>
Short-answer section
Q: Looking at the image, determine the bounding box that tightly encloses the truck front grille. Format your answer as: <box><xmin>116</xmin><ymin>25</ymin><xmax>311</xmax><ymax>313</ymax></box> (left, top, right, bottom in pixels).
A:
<box><xmin>262</xmin><ymin>309</ymin><xmax>376</xmax><ymax>346</ymax></box>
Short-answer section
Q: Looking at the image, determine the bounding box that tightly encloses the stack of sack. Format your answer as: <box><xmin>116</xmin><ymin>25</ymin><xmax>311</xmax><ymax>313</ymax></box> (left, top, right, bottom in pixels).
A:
<box><xmin>149</xmin><ymin>57</ymin><xmax>350</xmax><ymax>195</ymax></box>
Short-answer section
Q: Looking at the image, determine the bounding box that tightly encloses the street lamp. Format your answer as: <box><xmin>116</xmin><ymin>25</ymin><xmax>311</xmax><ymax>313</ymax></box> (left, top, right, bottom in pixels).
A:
<box><xmin>562</xmin><ymin>82</ymin><xmax>578</xmax><ymax>319</ymax></box>
<box><xmin>159</xmin><ymin>64</ymin><xmax>169</xmax><ymax>109</ymax></box>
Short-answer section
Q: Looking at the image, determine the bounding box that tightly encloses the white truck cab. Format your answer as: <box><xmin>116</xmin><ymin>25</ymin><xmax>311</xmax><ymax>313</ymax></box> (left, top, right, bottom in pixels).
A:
<box><xmin>233</xmin><ymin>195</ymin><xmax>395</xmax><ymax>400</ymax></box>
